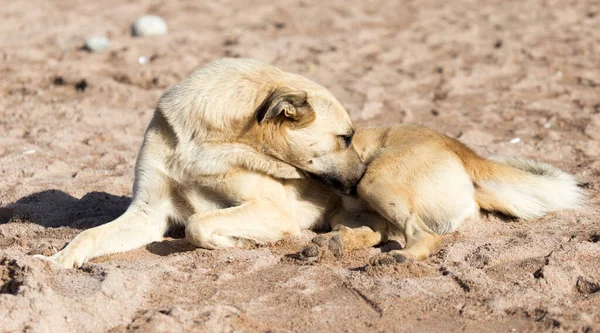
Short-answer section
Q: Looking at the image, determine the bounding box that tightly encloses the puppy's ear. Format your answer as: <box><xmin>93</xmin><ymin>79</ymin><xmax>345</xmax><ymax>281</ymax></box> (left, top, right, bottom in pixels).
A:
<box><xmin>256</xmin><ymin>88</ymin><xmax>310</xmax><ymax>125</ymax></box>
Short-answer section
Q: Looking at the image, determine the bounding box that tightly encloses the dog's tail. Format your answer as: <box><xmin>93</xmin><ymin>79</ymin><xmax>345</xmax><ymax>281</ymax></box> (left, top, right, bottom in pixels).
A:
<box><xmin>467</xmin><ymin>155</ymin><xmax>585</xmax><ymax>219</ymax></box>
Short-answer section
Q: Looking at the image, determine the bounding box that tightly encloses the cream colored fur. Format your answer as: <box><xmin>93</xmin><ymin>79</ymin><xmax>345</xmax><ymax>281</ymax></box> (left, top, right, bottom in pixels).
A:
<box><xmin>35</xmin><ymin>58</ymin><xmax>364</xmax><ymax>268</ymax></box>
<box><xmin>480</xmin><ymin>155</ymin><xmax>585</xmax><ymax>219</ymax></box>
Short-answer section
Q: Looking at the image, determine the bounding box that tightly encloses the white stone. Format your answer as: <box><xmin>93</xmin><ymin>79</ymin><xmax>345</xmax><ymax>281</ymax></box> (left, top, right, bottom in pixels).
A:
<box><xmin>138</xmin><ymin>56</ymin><xmax>149</xmax><ymax>65</ymax></box>
<box><xmin>131</xmin><ymin>15</ymin><xmax>168</xmax><ymax>37</ymax></box>
<box><xmin>84</xmin><ymin>36</ymin><xmax>109</xmax><ymax>52</ymax></box>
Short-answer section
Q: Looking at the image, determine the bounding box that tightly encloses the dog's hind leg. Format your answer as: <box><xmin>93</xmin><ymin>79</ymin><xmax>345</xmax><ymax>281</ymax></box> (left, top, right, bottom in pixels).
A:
<box><xmin>184</xmin><ymin>200</ymin><xmax>297</xmax><ymax>249</ymax></box>
<box><xmin>297</xmin><ymin>205</ymin><xmax>389</xmax><ymax>261</ymax></box>
<box><xmin>357</xmin><ymin>173</ymin><xmax>442</xmax><ymax>265</ymax></box>
<box><xmin>369</xmin><ymin>215</ymin><xmax>440</xmax><ymax>265</ymax></box>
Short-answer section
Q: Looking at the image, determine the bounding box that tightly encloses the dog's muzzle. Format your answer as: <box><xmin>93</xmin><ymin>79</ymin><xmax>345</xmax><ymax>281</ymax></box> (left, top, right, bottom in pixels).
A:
<box><xmin>307</xmin><ymin>163</ymin><xmax>366</xmax><ymax>197</ymax></box>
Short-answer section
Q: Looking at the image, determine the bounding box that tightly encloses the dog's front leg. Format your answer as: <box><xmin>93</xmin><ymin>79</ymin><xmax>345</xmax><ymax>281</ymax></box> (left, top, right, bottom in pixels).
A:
<box><xmin>184</xmin><ymin>200</ymin><xmax>297</xmax><ymax>249</ymax></box>
<box><xmin>35</xmin><ymin>201</ymin><xmax>171</xmax><ymax>268</ymax></box>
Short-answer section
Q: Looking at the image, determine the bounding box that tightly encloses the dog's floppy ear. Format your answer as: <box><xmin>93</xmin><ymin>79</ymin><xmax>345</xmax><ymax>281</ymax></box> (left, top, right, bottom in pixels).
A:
<box><xmin>256</xmin><ymin>88</ymin><xmax>310</xmax><ymax>125</ymax></box>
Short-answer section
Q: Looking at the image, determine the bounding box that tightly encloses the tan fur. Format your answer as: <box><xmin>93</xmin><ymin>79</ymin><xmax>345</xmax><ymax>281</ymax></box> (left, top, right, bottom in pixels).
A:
<box><xmin>328</xmin><ymin>202</ymin><xmax>388</xmax><ymax>251</ymax></box>
<box><xmin>34</xmin><ymin>58</ymin><xmax>365</xmax><ymax>268</ymax></box>
<box><xmin>311</xmin><ymin>124</ymin><xmax>584</xmax><ymax>263</ymax></box>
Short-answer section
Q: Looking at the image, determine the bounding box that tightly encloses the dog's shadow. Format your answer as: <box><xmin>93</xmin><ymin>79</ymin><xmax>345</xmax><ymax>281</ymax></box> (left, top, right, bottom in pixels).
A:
<box><xmin>3</xmin><ymin>189</ymin><xmax>193</xmax><ymax>256</ymax></box>
<box><xmin>4</xmin><ymin>189</ymin><xmax>131</xmax><ymax>229</ymax></box>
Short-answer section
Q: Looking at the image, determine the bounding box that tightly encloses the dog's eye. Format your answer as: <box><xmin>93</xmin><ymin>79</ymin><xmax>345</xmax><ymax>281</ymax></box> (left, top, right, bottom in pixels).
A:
<box><xmin>338</xmin><ymin>132</ymin><xmax>354</xmax><ymax>148</ymax></box>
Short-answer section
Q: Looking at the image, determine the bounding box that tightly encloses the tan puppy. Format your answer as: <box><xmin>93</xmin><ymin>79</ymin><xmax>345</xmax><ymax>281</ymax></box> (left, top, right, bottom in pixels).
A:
<box><xmin>35</xmin><ymin>58</ymin><xmax>365</xmax><ymax>268</ymax></box>
<box><xmin>299</xmin><ymin>124</ymin><xmax>585</xmax><ymax>264</ymax></box>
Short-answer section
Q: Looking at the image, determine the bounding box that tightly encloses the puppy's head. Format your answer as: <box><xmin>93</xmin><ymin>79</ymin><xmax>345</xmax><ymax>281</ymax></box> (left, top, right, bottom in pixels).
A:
<box><xmin>254</xmin><ymin>84</ymin><xmax>365</xmax><ymax>195</ymax></box>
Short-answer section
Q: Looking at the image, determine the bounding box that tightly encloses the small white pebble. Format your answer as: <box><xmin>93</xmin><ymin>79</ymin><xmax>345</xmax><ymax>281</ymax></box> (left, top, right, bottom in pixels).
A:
<box><xmin>138</xmin><ymin>56</ymin><xmax>149</xmax><ymax>65</ymax></box>
<box><xmin>22</xmin><ymin>149</ymin><xmax>36</xmax><ymax>155</ymax></box>
<box><xmin>83</xmin><ymin>36</ymin><xmax>109</xmax><ymax>53</ymax></box>
<box><xmin>556</xmin><ymin>71</ymin><xmax>563</xmax><ymax>78</ymax></box>
<box><xmin>131</xmin><ymin>15</ymin><xmax>168</xmax><ymax>37</ymax></box>
<box><xmin>544</xmin><ymin>122</ymin><xmax>552</xmax><ymax>129</ymax></box>
<box><xmin>509</xmin><ymin>137</ymin><xmax>521</xmax><ymax>144</ymax></box>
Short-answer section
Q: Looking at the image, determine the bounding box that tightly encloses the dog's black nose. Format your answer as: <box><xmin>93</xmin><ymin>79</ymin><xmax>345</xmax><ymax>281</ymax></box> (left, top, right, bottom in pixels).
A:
<box><xmin>349</xmin><ymin>185</ymin><xmax>359</xmax><ymax>197</ymax></box>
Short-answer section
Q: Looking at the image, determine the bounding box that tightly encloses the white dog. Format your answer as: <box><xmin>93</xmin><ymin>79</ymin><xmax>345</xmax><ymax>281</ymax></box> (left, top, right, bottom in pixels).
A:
<box><xmin>36</xmin><ymin>58</ymin><xmax>364</xmax><ymax>268</ymax></box>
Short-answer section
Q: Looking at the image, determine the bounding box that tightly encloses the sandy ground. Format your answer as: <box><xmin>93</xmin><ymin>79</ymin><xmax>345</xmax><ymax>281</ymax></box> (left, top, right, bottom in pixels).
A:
<box><xmin>1</xmin><ymin>0</ymin><xmax>600</xmax><ymax>332</ymax></box>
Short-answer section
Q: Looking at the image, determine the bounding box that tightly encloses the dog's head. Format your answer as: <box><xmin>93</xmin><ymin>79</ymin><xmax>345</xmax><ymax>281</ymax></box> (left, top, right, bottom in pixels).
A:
<box><xmin>252</xmin><ymin>84</ymin><xmax>365</xmax><ymax>195</ymax></box>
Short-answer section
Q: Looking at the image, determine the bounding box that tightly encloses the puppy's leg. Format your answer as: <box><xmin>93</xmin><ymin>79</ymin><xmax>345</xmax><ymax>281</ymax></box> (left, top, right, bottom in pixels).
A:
<box><xmin>370</xmin><ymin>215</ymin><xmax>440</xmax><ymax>265</ymax></box>
<box><xmin>298</xmin><ymin>206</ymin><xmax>388</xmax><ymax>260</ymax></box>
<box><xmin>358</xmin><ymin>176</ymin><xmax>440</xmax><ymax>265</ymax></box>
<box><xmin>185</xmin><ymin>200</ymin><xmax>297</xmax><ymax>249</ymax></box>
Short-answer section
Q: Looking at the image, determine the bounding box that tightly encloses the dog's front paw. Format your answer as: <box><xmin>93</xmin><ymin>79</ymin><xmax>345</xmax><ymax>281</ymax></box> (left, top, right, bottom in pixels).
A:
<box><xmin>369</xmin><ymin>251</ymin><xmax>409</xmax><ymax>266</ymax></box>
<box><xmin>33</xmin><ymin>246</ymin><xmax>89</xmax><ymax>269</ymax></box>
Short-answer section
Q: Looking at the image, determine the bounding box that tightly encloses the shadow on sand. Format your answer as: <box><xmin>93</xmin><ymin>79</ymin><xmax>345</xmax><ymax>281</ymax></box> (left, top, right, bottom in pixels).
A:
<box><xmin>2</xmin><ymin>189</ymin><xmax>194</xmax><ymax>256</ymax></box>
<box><xmin>4</xmin><ymin>189</ymin><xmax>131</xmax><ymax>229</ymax></box>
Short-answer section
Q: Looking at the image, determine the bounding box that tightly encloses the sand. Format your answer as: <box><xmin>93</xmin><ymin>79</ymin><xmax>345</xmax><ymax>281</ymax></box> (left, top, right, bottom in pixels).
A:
<box><xmin>1</xmin><ymin>0</ymin><xmax>599</xmax><ymax>332</ymax></box>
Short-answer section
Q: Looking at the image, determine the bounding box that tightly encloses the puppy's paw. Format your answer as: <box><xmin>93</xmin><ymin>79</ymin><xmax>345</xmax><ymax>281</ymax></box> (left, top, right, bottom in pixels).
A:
<box><xmin>369</xmin><ymin>253</ymin><xmax>396</xmax><ymax>266</ymax></box>
<box><xmin>369</xmin><ymin>251</ymin><xmax>409</xmax><ymax>266</ymax></box>
<box><xmin>294</xmin><ymin>230</ymin><xmax>346</xmax><ymax>262</ymax></box>
<box><xmin>295</xmin><ymin>244</ymin><xmax>320</xmax><ymax>262</ymax></box>
<box><xmin>312</xmin><ymin>231</ymin><xmax>344</xmax><ymax>258</ymax></box>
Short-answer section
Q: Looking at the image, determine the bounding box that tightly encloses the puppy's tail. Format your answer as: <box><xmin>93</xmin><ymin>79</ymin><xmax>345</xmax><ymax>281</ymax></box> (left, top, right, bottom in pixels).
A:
<box><xmin>468</xmin><ymin>155</ymin><xmax>585</xmax><ymax>219</ymax></box>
